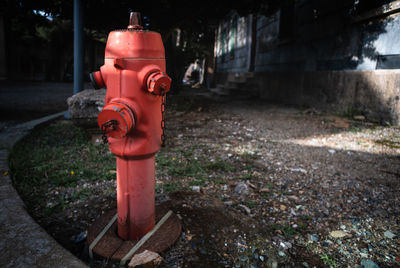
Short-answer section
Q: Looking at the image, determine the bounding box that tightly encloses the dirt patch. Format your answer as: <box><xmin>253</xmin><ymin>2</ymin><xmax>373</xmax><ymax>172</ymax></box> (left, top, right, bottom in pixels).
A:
<box><xmin>9</xmin><ymin>93</ymin><xmax>400</xmax><ymax>267</ymax></box>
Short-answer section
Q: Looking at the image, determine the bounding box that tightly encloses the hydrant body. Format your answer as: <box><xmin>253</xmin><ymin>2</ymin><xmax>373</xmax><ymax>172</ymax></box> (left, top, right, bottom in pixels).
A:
<box><xmin>91</xmin><ymin>15</ymin><xmax>171</xmax><ymax>241</ymax></box>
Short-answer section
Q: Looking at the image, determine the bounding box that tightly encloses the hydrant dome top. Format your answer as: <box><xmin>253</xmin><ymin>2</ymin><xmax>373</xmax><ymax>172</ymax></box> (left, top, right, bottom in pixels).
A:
<box><xmin>105</xmin><ymin>30</ymin><xmax>165</xmax><ymax>59</ymax></box>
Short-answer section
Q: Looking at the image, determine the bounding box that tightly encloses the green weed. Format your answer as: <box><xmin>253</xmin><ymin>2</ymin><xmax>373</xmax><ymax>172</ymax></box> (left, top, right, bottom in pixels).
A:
<box><xmin>319</xmin><ymin>254</ymin><xmax>338</xmax><ymax>267</ymax></box>
<box><xmin>375</xmin><ymin>139</ymin><xmax>400</xmax><ymax>149</ymax></box>
<box><xmin>270</xmin><ymin>223</ymin><xmax>297</xmax><ymax>237</ymax></box>
<box><xmin>246</xmin><ymin>200</ymin><xmax>257</xmax><ymax>208</ymax></box>
<box><xmin>9</xmin><ymin>120</ymin><xmax>116</xmax><ymax>215</ymax></box>
<box><xmin>241</xmin><ymin>151</ymin><xmax>258</xmax><ymax>160</ymax></box>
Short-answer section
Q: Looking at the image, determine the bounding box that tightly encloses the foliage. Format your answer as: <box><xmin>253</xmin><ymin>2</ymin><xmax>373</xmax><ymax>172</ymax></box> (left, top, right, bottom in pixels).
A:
<box><xmin>270</xmin><ymin>223</ymin><xmax>298</xmax><ymax>237</ymax></box>
<box><xmin>319</xmin><ymin>254</ymin><xmax>338</xmax><ymax>267</ymax></box>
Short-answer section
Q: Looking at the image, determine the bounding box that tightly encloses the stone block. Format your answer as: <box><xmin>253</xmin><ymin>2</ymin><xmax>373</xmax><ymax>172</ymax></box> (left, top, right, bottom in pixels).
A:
<box><xmin>67</xmin><ymin>89</ymin><xmax>106</xmax><ymax>129</ymax></box>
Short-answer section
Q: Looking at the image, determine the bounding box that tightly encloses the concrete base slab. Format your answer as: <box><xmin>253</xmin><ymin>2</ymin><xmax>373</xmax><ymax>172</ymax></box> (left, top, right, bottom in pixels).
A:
<box><xmin>87</xmin><ymin>205</ymin><xmax>181</xmax><ymax>261</ymax></box>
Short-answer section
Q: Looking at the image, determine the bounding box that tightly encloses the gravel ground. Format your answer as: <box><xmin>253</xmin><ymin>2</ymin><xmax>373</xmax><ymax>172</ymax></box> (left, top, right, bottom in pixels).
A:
<box><xmin>10</xmin><ymin>92</ymin><xmax>400</xmax><ymax>267</ymax></box>
<box><xmin>161</xmin><ymin>96</ymin><xmax>399</xmax><ymax>267</ymax></box>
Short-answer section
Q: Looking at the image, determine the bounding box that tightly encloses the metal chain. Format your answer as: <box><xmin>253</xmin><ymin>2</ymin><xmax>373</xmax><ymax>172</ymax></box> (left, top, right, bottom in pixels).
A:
<box><xmin>102</xmin><ymin>133</ymin><xmax>108</xmax><ymax>144</ymax></box>
<box><xmin>101</xmin><ymin>120</ymin><xmax>118</xmax><ymax>144</ymax></box>
<box><xmin>161</xmin><ymin>90</ymin><xmax>166</xmax><ymax>147</ymax></box>
<box><xmin>99</xmin><ymin>94</ymin><xmax>166</xmax><ymax>146</ymax></box>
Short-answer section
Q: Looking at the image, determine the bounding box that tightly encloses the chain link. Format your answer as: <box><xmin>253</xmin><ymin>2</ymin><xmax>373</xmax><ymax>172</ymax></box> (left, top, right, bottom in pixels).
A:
<box><xmin>102</xmin><ymin>133</ymin><xmax>108</xmax><ymax>144</ymax></box>
<box><xmin>161</xmin><ymin>90</ymin><xmax>166</xmax><ymax>147</ymax></box>
<box><xmin>100</xmin><ymin>94</ymin><xmax>166</xmax><ymax>146</ymax></box>
<box><xmin>101</xmin><ymin>119</ymin><xmax>118</xmax><ymax>144</ymax></box>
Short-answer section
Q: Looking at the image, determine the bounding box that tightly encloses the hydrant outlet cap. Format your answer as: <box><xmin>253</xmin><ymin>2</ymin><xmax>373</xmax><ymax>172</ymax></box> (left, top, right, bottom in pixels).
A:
<box><xmin>147</xmin><ymin>72</ymin><xmax>171</xmax><ymax>95</ymax></box>
<box><xmin>98</xmin><ymin>103</ymin><xmax>135</xmax><ymax>139</ymax></box>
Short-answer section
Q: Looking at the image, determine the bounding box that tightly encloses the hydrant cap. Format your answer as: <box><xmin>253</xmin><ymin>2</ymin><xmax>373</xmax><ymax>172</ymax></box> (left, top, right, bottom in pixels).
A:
<box><xmin>147</xmin><ymin>72</ymin><xmax>171</xmax><ymax>95</ymax></box>
<box><xmin>98</xmin><ymin>102</ymin><xmax>135</xmax><ymax>139</ymax></box>
<box><xmin>105</xmin><ymin>31</ymin><xmax>165</xmax><ymax>59</ymax></box>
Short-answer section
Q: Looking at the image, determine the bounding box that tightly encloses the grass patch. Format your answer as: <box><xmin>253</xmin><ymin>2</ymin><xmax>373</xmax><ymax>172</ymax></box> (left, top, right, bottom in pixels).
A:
<box><xmin>319</xmin><ymin>254</ymin><xmax>337</xmax><ymax>267</ymax></box>
<box><xmin>241</xmin><ymin>151</ymin><xmax>259</xmax><ymax>160</ymax></box>
<box><xmin>337</xmin><ymin>107</ymin><xmax>363</xmax><ymax>119</ymax></box>
<box><xmin>157</xmin><ymin>150</ymin><xmax>235</xmax><ymax>179</ymax></box>
<box><xmin>246</xmin><ymin>200</ymin><xmax>257</xmax><ymax>208</ymax></box>
<box><xmin>187</xmin><ymin>177</ymin><xmax>208</xmax><ymax>187</ymax></box>
<box><xmin>349</xmin><ymin>127</ymin><xmax>363</xmax><ymax>133</ymax></box>
<box><xmin>270</xmin><ymin>223</ymin><xmax>297</xmax><ymax>237</ymax></box>
<box><xmin>9</xmin><ymin>120</ymin><xmax>116</xmax><ymax>214</ymax></box>
<box><xmin>156</xmin><ymin>182</ymin><xmax>185</xmax><ymax>193</ymax></box>
<box><xmin>375</xmin><ymin>138</ymin><xmax>400</xmax><ymax>149</ymax></box>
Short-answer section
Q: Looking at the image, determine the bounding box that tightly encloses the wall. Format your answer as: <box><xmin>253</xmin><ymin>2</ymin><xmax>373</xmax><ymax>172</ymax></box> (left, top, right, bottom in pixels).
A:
<box><xmin>0</xmin><ymin>15</ymin><xmax>6</xmax><ymax>80</ymax></box>
<box><xmin>214</xmin><ymin>0</ymin><xmax>400</xmax><ymax>124</ymax></box>
<box><xmin>253</xmin><ymin>70</ymin><xmax>400</xmax><ymax>124</ymax></box>
<box><xmin>214</xmin><ymin>12</ymin><xmax>253</xmax><ymax>72</ymax></box>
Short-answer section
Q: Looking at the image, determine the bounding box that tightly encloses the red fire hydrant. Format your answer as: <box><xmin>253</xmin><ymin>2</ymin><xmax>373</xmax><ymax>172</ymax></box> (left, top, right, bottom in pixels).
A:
<box><xmin>90</xmin><ymin>12</ymin><xmax>171</xmax><ymax>241</ymax></box>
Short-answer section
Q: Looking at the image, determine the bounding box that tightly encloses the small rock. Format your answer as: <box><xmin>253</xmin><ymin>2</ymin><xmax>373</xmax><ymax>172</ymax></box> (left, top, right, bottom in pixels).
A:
<box><xmin>360</xmin><ymin>259</ymin><xmax>379</xmax><ymax>268</ymax></box>
<box><xmin>224</xmin><ymin>201</ymin><xmax>233</xmax><ymax>206</ymax></box>
<box><xmin>309</xmin><ymin>234</ymin><xmax>319</xmax><ymax>242</ymax></box>
<box><xmin>128</xmin><ymin>250</ymin><xmax>163</xmax><ymax>268</ymax></box>
<box><xmin>247</xmin><ymin>182</ymin><xmax>257</xmax><ymax>189</ymax></box>
<box><xmin>260</xmin><ymin>188</ymin><xmax>270</xmax><ymax>193</ymax></box>
<box><xmin>67</xmin><ymin>89</ymin><xmax>106</xmax><ymax>128</ymax></box>
<box><xmin>288</xmin><ymin>195</ymin><xmax>299</xmax><ymax>201</ymax></box>
<box><xmin>191</xmin><ymin>186</ymin><xmax>201</xmax><ymax>193</ymax></box>
<box><xmin>280</xmin><ymin>204</ymin><xmax>287</xmax><ymax>211</ymax></box>
<box><xmin>384</xmin><ymin>231</ymin><xmax>396</xmax><ymax>239</ymax></box>
<box><xmin>354</xmin><ymin>115</ymin><xmax>366</xmax><ymax>121</ymax></box>
<box><xmin>289</xmin><ymin>168</ymin><xmax>307</xmax><ymax>174</ymax></box>
<box><xmin>278</xmin><ymin>251</ymin><xmax>286</xmax><ymax>257</ymax></box>
<box><xmin>235</xmin><ymin>182</ymin><xmax>249</xmax><ymax>195</ymax></box>
<box><xmin>279</xmin><ymin>241</ymin><xmax>292</xmax><ymax>249</ymax></box>
<box><xmin>290</xmin><ymin>208</ymin><xmax>297</xmax><ymax>216</ymax></box>
<box><xmin>238</xmin><ymin>204</ymin><xmax>251</xmax><ymax>214</ymax></box>
<box><xmin>239</xmin><ymin>255</ymin><xmax>248</xmax><ymax>262</ymax></box>
<box><xmin>332</xmin><ymin>118</ymin><xmax>350</xmax><ymax>128</ymax></box>
<box><xmin>329</xmin><ymin>230</ymin><xmax>351</xmax><ymax>238</ymax></box>
<box><xmin>74</xmin><ymin>231</ymin><xmax>87</xmax><ymax>243</ymax></box>
<box><xmin>252</xmin><ymin>171</ymin><xmax>262</xmax><ymax>176</ymax></box>
<box><xmin>328</xmin><ymin>149</ymin><xmax>336</xmax><ymax>154</ymax></box>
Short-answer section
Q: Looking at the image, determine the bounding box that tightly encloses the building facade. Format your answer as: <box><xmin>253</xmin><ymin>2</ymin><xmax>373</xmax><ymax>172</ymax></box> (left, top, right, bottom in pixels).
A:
<box><xmin>214</xmin><ymin>0</ymin><xmax>400</xmax><ymax>124</ymax></box>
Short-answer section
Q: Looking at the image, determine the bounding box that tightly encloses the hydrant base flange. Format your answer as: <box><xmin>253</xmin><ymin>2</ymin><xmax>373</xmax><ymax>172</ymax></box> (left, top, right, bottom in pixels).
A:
<box><xmin>87</xmin><ymin>205</ymin><xmax>182</xmax><ymax>261</ymax></box>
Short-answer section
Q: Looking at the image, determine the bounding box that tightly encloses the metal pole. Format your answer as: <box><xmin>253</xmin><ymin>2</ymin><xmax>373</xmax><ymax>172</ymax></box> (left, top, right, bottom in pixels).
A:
<box><xmin>73</xmin><ymin>0</ymin><xmax>83</xmax><ymax>94</ymax></box>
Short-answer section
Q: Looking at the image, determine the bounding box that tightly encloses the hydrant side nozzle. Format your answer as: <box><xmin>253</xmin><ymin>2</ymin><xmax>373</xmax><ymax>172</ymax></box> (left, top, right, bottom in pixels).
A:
<box><xmin>90</xmin><ymin>71</ymin><xmax>105</xmax><ymax>89</ymax></box>
<box><xmin>146</xmin><ymin>71</ymin><xmax>171</xmax><ymax>95</ymax></box>
<box><xmin>98</xmin><ymin>102</ymin><xmax>135</xmax><ymax>139</ymax></box>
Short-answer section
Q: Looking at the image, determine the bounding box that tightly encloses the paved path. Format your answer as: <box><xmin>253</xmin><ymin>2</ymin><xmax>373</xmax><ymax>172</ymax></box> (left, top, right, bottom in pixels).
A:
<box><xmin>0</xmin><ymin>112</ymin><xmax>88</xmax><ymax>268</ymax></box>
<box><xmin>0</xmin><ymin>81</ymin><xmax>91</xmax><ymax>131</ymax></box>
<box><xmin>0</xmin><ymin>81</ymin><xmax>88</xmax><ymax>267</ymax></box>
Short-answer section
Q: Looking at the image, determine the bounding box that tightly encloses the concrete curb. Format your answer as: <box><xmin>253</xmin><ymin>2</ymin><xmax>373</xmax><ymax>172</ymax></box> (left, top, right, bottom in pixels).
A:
<box><xmin>0</xmin><ymin>112</ymin><xmax>88</xmax><ymax>268</ymax></box>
